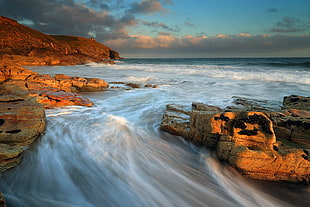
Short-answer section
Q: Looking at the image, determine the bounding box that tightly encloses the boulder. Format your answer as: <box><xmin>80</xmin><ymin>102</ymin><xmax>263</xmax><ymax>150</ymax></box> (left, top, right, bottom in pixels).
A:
<box><xmin>0</xmin><ymin>95</ymin><xmax>46</xmax><ymax>172</ymax></box>
<box><xmin>161</xmin><ymin>100</ymin><xmax>310</xmax><ymax>183</ymax></box>
<box><xmin>283</xmin><ymin>95</ymin><xmax>310</xmax><ymax>111</ymax></box>
<box><xmin>0</xmin><ymin>192</ymin><xmax>6</xmax><ymax>207</ymax></box>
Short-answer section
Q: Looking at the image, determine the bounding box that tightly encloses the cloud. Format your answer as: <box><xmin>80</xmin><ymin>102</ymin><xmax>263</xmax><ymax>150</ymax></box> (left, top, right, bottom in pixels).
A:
<box><xmin>105</xmin><ymin>33</ymin><xmax>310</xmax><ymax>57</ymax></box>
<box><xmin>142</xmin><ymin>20</ymin><xmax>179</xmax><ymax>32</ymax></box>
<box><xmin>270</xmin><ymin>17</ymin><xmax>305</xmax><ymax>33</ymax></box>
<box><xmin>0</xmin><ymin>0</ymin><xmax>169</xmax><ymax>42</ymax></box>
<box><xmin>184</xmin><ymin>21</ymin><xmax>195</xmax><ymax>27</ymax></box>
<box><xmin>266</xmin><ymin>8</ymin><xmax>279</xmax><ymax>13</ymax></box>
<box><xmin>128</xmin><ymin>0</ymin><xmax>166</xmax><ymax>14</ymax></box>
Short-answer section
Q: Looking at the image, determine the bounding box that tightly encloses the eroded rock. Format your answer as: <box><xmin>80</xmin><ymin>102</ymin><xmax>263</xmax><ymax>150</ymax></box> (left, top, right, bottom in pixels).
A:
<box><xmin>0</xmin><ymin>65</ymin><xmax>110</xmax><ymax>108</ymax></box>
<box><xmin>161</xmin><ymin>99</ymin><xmax>310</xmax><ymax>183</ymax></box>
<box><xmin>283</xmin><ymin>95</ymin><xmax>310</xmax><ymax>111</ymax></box>
<box><xmin>0</xmin><ymin>95</ymin><xmax>46</xmax><ymax>172</ymax></box>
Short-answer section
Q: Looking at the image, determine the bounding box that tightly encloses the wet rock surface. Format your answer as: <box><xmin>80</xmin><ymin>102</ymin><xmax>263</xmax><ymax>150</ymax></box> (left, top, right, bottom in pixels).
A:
<box><xmin>161</xmin><ymin>96</ymin><xmax>310</xmax><ymax>183</ymax></box>
<box><xmin>0</xmin><ymin>192</ymin><xmax>6</xmax><ymax>207</ymax></box>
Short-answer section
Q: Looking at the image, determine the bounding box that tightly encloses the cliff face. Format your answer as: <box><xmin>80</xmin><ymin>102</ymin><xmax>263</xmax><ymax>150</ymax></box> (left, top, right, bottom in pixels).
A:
<box><xmin>0</xmin><ymin>16</ymin><xmax>121</xmax><ymax>65</ymax></box>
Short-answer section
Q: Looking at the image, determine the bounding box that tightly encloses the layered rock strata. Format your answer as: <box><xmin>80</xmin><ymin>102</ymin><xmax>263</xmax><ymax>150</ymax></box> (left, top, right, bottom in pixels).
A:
<box><xmin>0</xmin><ymin>64</ymin><xmax>109</xmax><ymax>108</ymax></box>
<box><xmin>161</xmin><ymin>97</ymin><xmax>310</xmax><ymax>183</ymax></box>
<box><xmin>0</xmin><ymin>95</ymin><xmax>46</xmax><ymax>172</ymax></box>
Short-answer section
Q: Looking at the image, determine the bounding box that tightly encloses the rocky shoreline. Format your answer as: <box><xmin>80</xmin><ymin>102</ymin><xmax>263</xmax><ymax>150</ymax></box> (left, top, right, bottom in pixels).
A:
<box><xmin>161</xmin><ymin>95</ymin><xmax>310</xmax><ymax>183</ymax></box>
<box><xmin>0</xmin><ymin>65</ymin><xmax>309</xmax><ymax>206</ymax></box>
<box><xmin>0</xmin><ymin>63</ymin><xmax>115</xmax><ymax>206</ymax></box>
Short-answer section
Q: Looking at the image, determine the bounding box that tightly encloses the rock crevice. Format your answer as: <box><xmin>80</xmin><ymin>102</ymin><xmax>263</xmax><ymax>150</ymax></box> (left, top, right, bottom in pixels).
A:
<box><xmin>161</xmin><ymin>97</ymin><xmax>310</xmax><ymax>183</ymax></box>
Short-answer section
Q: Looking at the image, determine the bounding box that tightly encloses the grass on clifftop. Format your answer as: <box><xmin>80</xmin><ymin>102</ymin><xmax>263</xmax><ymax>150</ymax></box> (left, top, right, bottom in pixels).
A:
<box><xmin>51</xmin><ymin>35</ymin><xmax>80</xmax><ymax>42</ymax></box>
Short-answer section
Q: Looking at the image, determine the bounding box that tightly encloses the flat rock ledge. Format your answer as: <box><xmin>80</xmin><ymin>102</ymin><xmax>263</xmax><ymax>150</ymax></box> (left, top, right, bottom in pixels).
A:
<box><xmin>161</xmin><ymin>96</ymin><xmax>310</xmax><ymax>183</ymax></box>
<box><xmin>0</xmin><ymin>64</ymin><xmax>109</xmax><ymax>108</ymax></box>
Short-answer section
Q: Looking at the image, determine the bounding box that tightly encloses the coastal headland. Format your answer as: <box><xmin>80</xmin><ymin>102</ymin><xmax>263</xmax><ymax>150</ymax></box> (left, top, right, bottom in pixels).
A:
<box><xmin>0</xmin><ymin>15</ymin><xmax>309</xmax><ymax>206</ymax></box>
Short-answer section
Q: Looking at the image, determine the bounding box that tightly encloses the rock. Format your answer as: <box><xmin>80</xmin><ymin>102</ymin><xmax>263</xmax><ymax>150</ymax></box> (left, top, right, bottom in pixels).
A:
<box><xmin>0</xmin><ymin>192</ymin><xmax>6</xmax><ymax>207</ymax></box>
<box><xmin>288</xmin><ymin>109</ymin><xmax>310</xmax><ymax>118</ymax></box>
<box><xmin>161</xmin><ymin>100</ymin><xmax>310</xmax><ymax>183</ymax></box>
<box><xmin>161</xmin><ymin>104</ymin><xmax>191</xmax><ymax>138</ymax></box>
<box><xmin>271</xmin><ymin>115</ymin><xmax>310</xmax><ymax>148</ymax></box>
<box><xmin>192</xmin><ymin>102</ymin><xmax>222</xmax><ymax>112</ymax></box>
<box><xmin>0</xmin><ymin>95</ymin><xmax>46</xmax><ymax>172</ymax></box>
<box><xmin>0</xmin><ymin>95</ymin><xmax>46</xmax><ymax>145</ymax></box>
<box><xmin>0</xmin><ymin>65</ymin><xmax>111</xmax><ymax>108</ymax></box>
<box><xmin>230</xmin><ymin>96</ymin><xmax>280</xmax><ymax>112</ymax></box>
<box><xmin>283</xmin><ymin>95</ymin><xmax>310</xmax><ymax>111</ymax></box>
<box><xmin>0</xmin><ymin>64</ymin><xmax>37</xmax><ymax>82</ymax></box>
<box><xmin>0</xmin><ymin>16</ymin><xmax>121</xmax><ymax>65</ymax></box>
<box><xmin>144</xmin><ymin>84</ymin><xmax>158</xmax><ymax>88</ymax></box>
<box><xmin>33</xmin><ymin>90</ymin><xmax>94</xmax><ymax>108</ymax></box>
<box><xmin>0</xmin><ymin>143</ymin><xmax>25</xmax><ymax>173</ymax></box>
<box><xmin>126</xmin><ymin>83</ymin><xmax>141</xmax><ymax>88</ymax></box>
<box><xmin>55</xmin><ymin>75</ymin><xmax>109</xmax><ymax>92</ymax></box>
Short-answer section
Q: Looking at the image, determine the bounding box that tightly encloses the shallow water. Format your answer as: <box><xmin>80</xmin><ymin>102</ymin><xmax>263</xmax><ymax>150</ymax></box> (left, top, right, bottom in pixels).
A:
<box><xmin>1</xmin><ymin>58</ymin><xmax>310</xmax><ymax>206</ymax></box>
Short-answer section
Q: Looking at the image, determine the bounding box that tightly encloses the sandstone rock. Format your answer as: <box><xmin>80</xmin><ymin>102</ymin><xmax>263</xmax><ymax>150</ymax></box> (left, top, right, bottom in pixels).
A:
<box><xmin>283</xmin><ymin>95</ymin><xmax>310</xmax><ymax>111</ymax></box>
<box><xmin>161</xmin><ymin>101</ymin><xmax>310</xmax><ymax>183</ymax></box>
<box><xmin>55</xmin><ymin>74</ymin><xmax>109</xmax><ymax>92</ymax></box>
<box><xmin>0</xmin><ymin>95</ymin><xmax>46</xmax><ymax>172</ymax></box>
<box><xmin>0</xmin><ymin>64</ymin><xmax>37</xmax><ymax>82</ymax></box>
<box><xmin>0</xmin><ymin>95</ymin><xmax>46</xmax><ymax>145</ymax></box>
<box><xmin>0</xmin><ymin>143</ymin><xmax>24</xmax><ymax>173</ymax></box>
<box><xmin>288</xmin><ymin>109</ymin><xmax>310</xmax><ymax>118</ymax></box>
<box><xmin>272</xmin><ymin>115</ymin><xmax>310</xmax><ymax>148</ymax></box>
<box><xmin>33</xmin><ymin>90</ymin><xmax>94</xmax><ymax>108</ymax></box>
<box><xmin>0</xmin><ymin>65</ymin><xmax>111</xmax><ymax>108</ymax></box>
<box><xmin>126</xmin><ymin>83</ymin><xmax>141</xmax><ymax>88</ymax></box>
<box><xmin>0</xmin><ymin>192</ymin><xmax>6</xmax><ymax>207</ymax></box>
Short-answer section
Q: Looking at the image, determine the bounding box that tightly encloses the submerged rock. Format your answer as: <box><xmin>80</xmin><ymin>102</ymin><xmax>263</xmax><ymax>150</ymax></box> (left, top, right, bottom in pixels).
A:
<box><xmin>161</xmin><ymin>97</ymin><xmax>310</xmax><ymax>183</ymax></box>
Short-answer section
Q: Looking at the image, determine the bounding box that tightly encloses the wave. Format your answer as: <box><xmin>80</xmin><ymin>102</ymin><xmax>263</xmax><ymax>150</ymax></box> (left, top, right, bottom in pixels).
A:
<box><xmin>246</xmin><ymin>61</ymin><xmax>310</xmax><ymax>68</ymax></box>
<box><xmin>127</xmin><ymin>76</ymin><xmax>156</xmax><ymax>82</ymax></box>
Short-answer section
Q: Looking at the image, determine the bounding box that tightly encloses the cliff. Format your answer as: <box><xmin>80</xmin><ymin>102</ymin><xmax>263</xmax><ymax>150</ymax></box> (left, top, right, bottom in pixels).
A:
<box><xmin>0</xmin><ymin>16</ymin><xmax>121</xmax><ymax>65</ymax></box>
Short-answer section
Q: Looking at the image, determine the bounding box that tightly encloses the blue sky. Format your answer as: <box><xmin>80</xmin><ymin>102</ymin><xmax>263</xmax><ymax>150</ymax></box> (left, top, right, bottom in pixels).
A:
<box><xmin>1</xmin><ymin>0</ymin><xmax>309</xmax><ymax>57</ymax></box>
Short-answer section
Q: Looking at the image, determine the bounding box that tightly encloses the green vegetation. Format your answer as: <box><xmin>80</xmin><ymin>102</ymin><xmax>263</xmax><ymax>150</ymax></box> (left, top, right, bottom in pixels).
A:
<box><xmin>51</xmin><ymin>35</ymin><xmax>79</xmax><ymax>42</ymax></box>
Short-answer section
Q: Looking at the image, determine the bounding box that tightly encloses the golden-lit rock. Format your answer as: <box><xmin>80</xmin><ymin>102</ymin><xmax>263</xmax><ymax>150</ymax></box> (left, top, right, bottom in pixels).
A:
<box><xmin>0</xmin><ymin>95</ymin><xmax>46</xmax><ymax>172</ymax></box>
<box><xmin>0</xmin><ymin>65</ymin><xmax>111</xmax><ymax>108</ymax></box>
<box><xmin>0</xmin><ymin>95</ymin><xmax>46</xmax><ymax>145</ymax></box>
<box><xmin>161</xmin><ymin>101</ymin><xmax>310</xmax><ymax>183</ymax></box>
<box><xmin>0</xmin><ymin>16</ymin><xmax>121</xmax><ymax>65</ymax></box>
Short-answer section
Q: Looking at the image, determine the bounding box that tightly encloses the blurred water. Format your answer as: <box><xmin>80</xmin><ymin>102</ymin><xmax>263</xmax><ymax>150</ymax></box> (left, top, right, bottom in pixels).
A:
<box><xmin>1</xmin><ymin>58</ymin><xmax>310</xmax><ymax>206</ymax></box>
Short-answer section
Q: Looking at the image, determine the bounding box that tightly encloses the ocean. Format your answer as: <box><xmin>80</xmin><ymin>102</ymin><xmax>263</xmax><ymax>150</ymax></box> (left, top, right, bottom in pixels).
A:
<box><xmin>1</xmin><ymin>58</ymin><xmax>310</xmax><ymax>206</ymax></box>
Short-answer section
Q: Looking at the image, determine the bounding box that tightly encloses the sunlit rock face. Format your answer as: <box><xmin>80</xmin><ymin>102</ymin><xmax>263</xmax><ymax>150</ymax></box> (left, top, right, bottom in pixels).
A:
<box><xmin>0</xmin><ymin>16</ymin><xmax>121</xmax><ymax>66</ymax></box>
<box><xmin>161</xmin><ymin>99</ymin><xmax>310</xmax><ymax>183</ymax></box>
<box><xmin>0</xmin><ymin>65</ymin><xmax>109</xmax><ymax>108</ymax></box>
<box><xmin>0</xmin><ymin>95</ymin><xmax>46</xmax><ymax>172</ymax></box>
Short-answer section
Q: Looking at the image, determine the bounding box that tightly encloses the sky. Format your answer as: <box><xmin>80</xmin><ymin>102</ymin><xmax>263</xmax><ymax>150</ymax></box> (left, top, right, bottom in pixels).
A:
<box><xmin>1</xmin><ymin>0</ymin><xmax>310</xmax><ymax>58</ymax></box>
